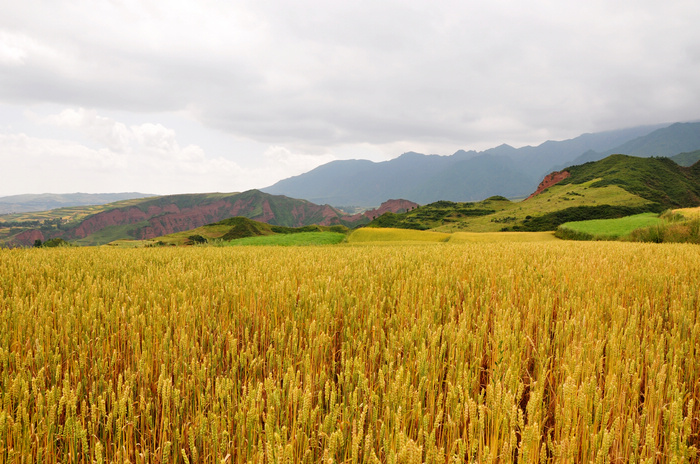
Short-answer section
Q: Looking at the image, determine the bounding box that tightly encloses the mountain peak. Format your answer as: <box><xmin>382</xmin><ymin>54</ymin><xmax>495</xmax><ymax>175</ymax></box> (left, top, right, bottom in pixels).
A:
<box><xmin>396</xmin><ymin>151</ymin><xmax>426</xmax><ymax>160</ymax></box>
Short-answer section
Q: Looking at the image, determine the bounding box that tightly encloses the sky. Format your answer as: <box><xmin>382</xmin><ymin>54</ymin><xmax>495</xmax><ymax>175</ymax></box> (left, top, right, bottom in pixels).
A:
<box><xmin>1</xmin><ymin>0</ymin><xmax>699</xmax><ymax>197</ymax></box>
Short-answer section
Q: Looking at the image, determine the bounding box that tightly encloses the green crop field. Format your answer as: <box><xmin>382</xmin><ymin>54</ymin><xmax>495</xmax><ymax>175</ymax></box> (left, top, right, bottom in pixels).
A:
<box><xmin>0</xmin><ymin>242</ymin><xmax>698</xmax><ymax>462</ymax></box>
<box><xmin>347</xmin><ymin>228</ymin><xmax>451</xmax><ymax>243</ymax></box>
<box><xmin>448</xmin><ymin>231</ymin><xmax>557</xmax><ymax>243</ymax></box>
<box><xmin>558</xmin><ymin>213</ymin><xmax>662</xmax><ymax>239</ymax></box>
<box><xmin>226</xmin><ymin>231</ymin><xmax>346</xmax><ymax>246</ymax></box>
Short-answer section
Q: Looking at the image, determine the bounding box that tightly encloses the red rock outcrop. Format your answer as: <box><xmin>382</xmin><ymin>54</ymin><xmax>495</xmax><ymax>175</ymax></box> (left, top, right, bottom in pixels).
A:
<box><xmin>18</xmin><ymin>191</ymin><xmax>352</xmax><ymax>244</ymax></box>
<box><xmin>12</xmin><ymin>229</ymin><xmax>45</xmax><ymax>247</ymax></box>
<box><xmin>525</xmin><ymin>171</ymin><xmax>571</xmax><ymax>200</ymax></box>
<box><xmin>345</xmin><ymin>199</ymin><xmax>420</xmax><ymax>223</ymax></box>
<box><xmin>4</xmin><ymin>193</ymin><xmax>415</xmax><ymax>246</ymax></box>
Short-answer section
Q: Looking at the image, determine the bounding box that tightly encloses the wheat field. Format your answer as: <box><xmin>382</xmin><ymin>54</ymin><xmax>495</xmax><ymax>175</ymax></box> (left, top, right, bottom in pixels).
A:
<box><xmin>0</xmin><ymin>242</ymin><xmax>698</xmax><ymax>463</ymax></box>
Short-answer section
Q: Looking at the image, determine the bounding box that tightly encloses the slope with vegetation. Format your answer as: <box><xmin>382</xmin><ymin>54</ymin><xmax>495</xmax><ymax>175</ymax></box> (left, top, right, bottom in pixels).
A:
<box><xmin>1</xmin><ymin>191</ymin><xmax>408</xmax><ymax>247</ymax></box>
<box><xmin>365</xmin><ymin>154</ymin><xmax>700</xmax><ymax>232</ymax></box>
<box><xmin>554</xmin><ymin>154</ymin><xmax>700</xmax><ymax>208</ymax></box>
<box><xmin>264</xmin><ymin>121</ymin><xmax>700</xmax><ymax>206</ymax></box>
<box><xmin>557</xmin><ymin>209</ymin><xmax>700</xmax><ymax>244</ymax></box>
<box><xmin>110</xmin><ymin>216</ymin><xmax>349</xmax><ymax>247</ymax></box>
<box><xmin>671</xmin><ymin>149</ymin><xmax>700</xmax><ymax>167</ymax></box>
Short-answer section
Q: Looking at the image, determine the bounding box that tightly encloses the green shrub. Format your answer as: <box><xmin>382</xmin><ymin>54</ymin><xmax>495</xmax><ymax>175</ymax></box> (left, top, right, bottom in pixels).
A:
<box><xmin>627</xmin><ymin>218</ymin><xmax>700</xmax><ymax>244</ymax></box>
<box><xmin>43</xmin><ymin>238</ymin><xmax>70</xmax><ymax>247</ymax></box>
<box><xmin>187</xmin><ymin>234</ymin><xmax>208</xmax><ymax>245</ymax></box>
<box><xmin>554</xmin><ymin>227</ymin><xmax>595</xmax><ymax>241</ymax></box>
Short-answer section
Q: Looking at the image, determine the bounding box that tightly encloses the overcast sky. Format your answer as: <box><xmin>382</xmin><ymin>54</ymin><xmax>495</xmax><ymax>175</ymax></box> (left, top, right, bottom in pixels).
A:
<box><xmin>1</xmin><ymin>1</ymin><xmax>699</xmax><ymax>196</ymax></box>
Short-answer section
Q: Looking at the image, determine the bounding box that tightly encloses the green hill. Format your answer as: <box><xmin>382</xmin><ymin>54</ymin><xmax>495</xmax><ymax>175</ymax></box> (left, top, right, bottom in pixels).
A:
<box><xmin>556</xmin><ymin>154</ymin><xmax>700</xmax><ymax>208</ymax></box>
<box><xmin>0</xmin><ymin>190</ymin><xmax>352</xmax><ymax>247</ymax></box>
<box><xmin>671</xmin><ymin>150</ymin><xmax>700</xmax><ymax>167</ymax></box>
<box><xmin>365</xmin><ymin>155</ymin><xmax>700</xmax><ymax>232</ymax></box>
<box><xmin>112</xmin><ymin>216</ymin><xmax>349</xmax><ymax>246</ymax></box>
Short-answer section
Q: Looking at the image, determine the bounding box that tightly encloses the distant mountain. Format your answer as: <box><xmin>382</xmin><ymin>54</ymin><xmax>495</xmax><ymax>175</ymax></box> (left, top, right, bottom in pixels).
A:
<box><xmin>563</xmin><ymin>122</ymin><xmax>700</xmax><ymax>167</ymax></box>
<box><xmin>0</xmin><ymin>192</ymin><xmax>156</xmax><ymax>214</ymax></box>
<box><xmin>263</xmin><ymin>122</ymin><xmax>687</xmax><ymax>206</ymax></box>
<box><xmin>0</xmin><ymin>191</ymin><xmax>412</xmax><ymax>247</ymax></box>
<box><xmin>493</xmin><ymin>123</ymin><xmax>669</xmax><ymax>179</ymax></box>
<box><xmin>671</xmin><ymin>150</ymin><xmax>700</xmax><ymax>167</ymax></box>
<box><xmin>264</xmin><ymin>151</ymin><xmax>535</xmax><ymax>206</ymax></box>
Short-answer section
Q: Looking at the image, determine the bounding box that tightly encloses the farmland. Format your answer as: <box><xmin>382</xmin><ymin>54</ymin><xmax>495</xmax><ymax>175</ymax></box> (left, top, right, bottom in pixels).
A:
<box><xmin>557</xmin><ymin>213</ymin><xmax>663</xmax><ymax>240</ymax></box>
<box><xmin>0</xmin><ymin>242</ymin><xmax>698</xmax><ymax>462</ymax></box>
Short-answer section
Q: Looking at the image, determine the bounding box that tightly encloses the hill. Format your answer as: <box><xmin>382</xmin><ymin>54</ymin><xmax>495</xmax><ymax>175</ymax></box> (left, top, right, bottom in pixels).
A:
<box><xmin>364</xmin><ymin>155</ymin><xmax>700</xmax><ymax>232</ymax></box>
<box><xmin>0</xmin><ymin>191</ymin><xmax>413</xmax><ymax>247</ymax></box>
<box><xmin>112</xmin><ymin>216</ymin><xmax>349</xmax><ymax>246</ymax></box>
<box><xmin>262</xmin><ymin>122</ymin><xmax>685</xmax><ymax>206</ymax></box>
<box><xmin>0</xmin><ymin>190</ymin><xmax>341</xmax><ymax>247</ymax></box>
<box><xmin>555</xmin><ymin>154</ymin><xmax>700</xmax><ymax>208</ymax></box>
<box><xmin>0</xmin><ymin>192</ymin><xmax>156</xmax><ymax>214</ymax></box>
<box><xmin>671</xmin><ymin>149</ymin><xmax>700</xmax><ymax>167</ymax></box>
<box><xmin>563</xmin><ymin>122</ymin><xmax>700</xmax><ymax>167</ymax></box>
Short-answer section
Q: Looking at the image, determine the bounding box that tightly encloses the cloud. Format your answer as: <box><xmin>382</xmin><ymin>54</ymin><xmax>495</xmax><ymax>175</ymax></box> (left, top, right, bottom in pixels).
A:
<box><xmin>1</xmin><ymin>108</ymin><xmax>245</xmax><ymax>194</ymax></box>
<box><xmin>37</xmin><ymin>108</ymin><xmax>209</xmax><ymax>162</ymax></box>
<box><xmin>1</xmin><ymin>1</ymin><xmax>700</xmax><ymax>195</ymax></box>
<box><xmin>0</xmin><ymin>107</ymin><xmax>337</xmax><ymax>195</ymax></box>
<box><xmin>2</xmin><ymin>1</ymin><xmax>699</xmax><ymax>149</ymax></box>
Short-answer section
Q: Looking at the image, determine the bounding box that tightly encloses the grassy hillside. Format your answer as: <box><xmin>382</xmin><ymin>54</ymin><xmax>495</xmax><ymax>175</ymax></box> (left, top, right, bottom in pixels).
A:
<box><xmin>364</xmin><ymin>154</ymin><xmax>700</xmax><ymax>232</ymax></box>
<box><xmin>671</xmin><ymin>149</ymin><xmax>700</xmax><ymax>167</ymax></box>
<box><xmin>556</xmin><ymin>154</ymin><xmax>700</xmax><ymax>207</ymax></box>
<box><xmin>110</xmin><ymin>216</ymin><xmax>349</xmax><ymax>247</ymax></box>
<box><xmin>1</xmin><ymin>190</ymin><xmax>352</xmax><ymax>247</ymax></box>
<box><xmin>367</xmin><ymin>178</ymin><xmax>653</xmax><ymax>232</ymax></box>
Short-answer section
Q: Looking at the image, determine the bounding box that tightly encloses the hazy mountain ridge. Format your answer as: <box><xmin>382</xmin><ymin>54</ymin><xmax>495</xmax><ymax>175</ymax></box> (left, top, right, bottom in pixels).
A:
<box><xmin>671</xmin><ymin>150</ymin><xmax>700</xmax><ymax>167</ymax></box>
<box><xmin>263</xmin><ymin>122</ymin><xmax>699</xmax><ymax>206</ymax></box>
<box><xmin>560</xmin><ymin>122</ymin><xmax>700</xmax><ymax>167</ymax></box>
<box><xmin>0</xmin><ymin>192</ymin><xmax>157</xmax><ymax>215</ymax></box>
<box><xmin>0</xmin><ymin>191</ymin><xmax>411</xmax><ymax>247</ymax></box>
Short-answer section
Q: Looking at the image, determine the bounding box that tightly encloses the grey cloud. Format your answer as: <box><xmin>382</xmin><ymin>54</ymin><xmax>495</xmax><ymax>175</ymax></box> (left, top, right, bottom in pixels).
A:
<box><xmin>2</xmin><ymin>0</ymin><xmax>700</xmax><ymax>152</ymax></box>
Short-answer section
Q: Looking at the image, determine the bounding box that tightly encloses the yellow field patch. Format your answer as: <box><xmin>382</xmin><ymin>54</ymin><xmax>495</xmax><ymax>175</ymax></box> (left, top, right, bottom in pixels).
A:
<box><xmin>448</xmin><ymin>231</ymin><xmax>558</xmax><ymax>242</ymax></box>
<box><xmin>675</xmin><ymin>206</ymin><xmax>700</xmax><ymax>218</ymax></box>
<box><xmin>347</xmin><ymin>227</ymin><xmax>451</xmax><ymax>243</ymax></box>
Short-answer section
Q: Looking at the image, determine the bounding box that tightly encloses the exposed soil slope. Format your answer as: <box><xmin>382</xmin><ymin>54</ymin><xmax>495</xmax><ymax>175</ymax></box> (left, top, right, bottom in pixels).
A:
<box><xmin>526</xmin><ymin>171</ymin><xmax>571</xmax><ymax>200</ymax></box>
<box><xmin>345</xmin><ymin>199</ymin><xmax>419</xmax><ymax>223</ymax></box>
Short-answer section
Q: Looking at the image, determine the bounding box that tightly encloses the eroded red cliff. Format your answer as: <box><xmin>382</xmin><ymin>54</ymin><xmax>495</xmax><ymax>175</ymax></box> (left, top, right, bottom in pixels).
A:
<box><xmin>526</xmin><ymin>171</ymin><xmax>571</xmax><ymax>200</ymax></box>
<box><xmin>345</xmin><ymin>199</ymin><xmax>420</xmax><ymax>222</ymax></box>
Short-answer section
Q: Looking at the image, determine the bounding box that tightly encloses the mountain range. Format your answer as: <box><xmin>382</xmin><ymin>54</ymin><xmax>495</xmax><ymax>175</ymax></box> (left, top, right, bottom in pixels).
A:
<box><xmin>3</xmin><ymin>151</ymin><xmax>699</xmax><ymax>247</ymax></box>
<box><xmin>0</xmin><ymin>191</ymin><xmax>416</xmax><ymax>247</ymax></box>
<box><xmin>0</xmin><ymin>192</ymin><xmax>156</xmax><ymax>215</ymax></box>
<box><xmin>263</xmin><ymin>122</ymin><xmax>700</xmax><ymax>206</ymax></box>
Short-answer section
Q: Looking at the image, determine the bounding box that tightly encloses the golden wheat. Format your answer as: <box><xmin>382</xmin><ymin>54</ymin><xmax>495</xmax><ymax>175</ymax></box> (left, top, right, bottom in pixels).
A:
<box><xmin>0</xmin><ymin>242</ymin><xmax>698</xmax><ymax>463</ymax></box>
